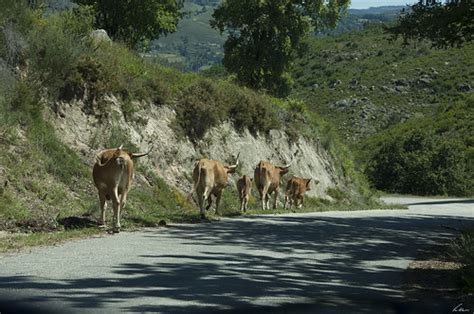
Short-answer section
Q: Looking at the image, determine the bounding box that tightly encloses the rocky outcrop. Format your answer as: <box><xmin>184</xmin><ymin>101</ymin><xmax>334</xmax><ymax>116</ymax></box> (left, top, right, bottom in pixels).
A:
<box><xmin>48</xmin><ymin>96</ymin><xmax>343</xmax><ymax>199</ymax></box>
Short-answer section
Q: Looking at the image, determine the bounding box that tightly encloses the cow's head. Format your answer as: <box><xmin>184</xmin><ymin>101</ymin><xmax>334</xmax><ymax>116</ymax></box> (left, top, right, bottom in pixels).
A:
<box><xmin>278</xmin><ymin>149</ymin><xmax>299</xmax><ymax>175</ymax></box>
<box><xmin>278</xmin><ymin>166</ymin><xmax>290</xmax><ymax>175</ymax></box>
<box><xmin>95</xmin><ymin>145</ymin><xmax>152</xmax><ymax>167</ymax></box>
<box><xmin>225</xmin><ymin>152</ymin><xmax>240</xmax><ymax>174</ymax></box>
<box><xmin>306</xmin><ymin>179</ymin><xmax>320</xmax><ymax>191</ymax></box>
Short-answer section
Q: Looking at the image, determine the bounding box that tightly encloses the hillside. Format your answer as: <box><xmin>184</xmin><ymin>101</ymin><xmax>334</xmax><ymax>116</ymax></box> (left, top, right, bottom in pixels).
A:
<box><xmin>290</xmin><ymin>24</ymin><xmax>474</xmax><ymax>143</ymax></box>
<box><xmin>152</xmin><ymin>2</ymin><xmax>404</xmax><ymax>71</ymax></box>
<box><xmin>0</xmin><ymin>2</ymin><xmax>372</xmax><ymax>241</ymax></box>
<box><xmin>151</xmin><ymin>1</ymin><xmax>225</xmax><ymax>71</ymax></box>
<box><xmin>290</xmin><ymin>23</ymin><xmax>473</xmax><ymax>196</ymax></box>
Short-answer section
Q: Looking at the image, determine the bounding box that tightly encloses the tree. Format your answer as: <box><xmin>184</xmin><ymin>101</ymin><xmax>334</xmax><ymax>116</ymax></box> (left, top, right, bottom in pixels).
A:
<box><xmin>74</xmin><ymin>0</ymin><xmax>184</xmax><ymax>48</ymax></box>
<box><xmin>386</xmin><ymin>0</ymin><xmax>474</xmax><ymax>48</ymax></box>
<box><xmin>210</xmin><ymin>0</ymin><xmax>349</xmax><ymax>97</ymax></box>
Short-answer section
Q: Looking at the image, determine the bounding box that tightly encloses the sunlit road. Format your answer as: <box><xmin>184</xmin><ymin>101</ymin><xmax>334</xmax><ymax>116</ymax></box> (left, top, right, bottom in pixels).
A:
<box><xmin>0</xmin><ymin>197</ymin><xmax>473</xmax><ymax>313</ymax></box>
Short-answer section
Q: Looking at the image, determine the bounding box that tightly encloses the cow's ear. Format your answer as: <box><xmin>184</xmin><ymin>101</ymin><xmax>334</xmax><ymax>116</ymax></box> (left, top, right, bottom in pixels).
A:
<box><xmin>306</xmin><ymin>179</ymin><xmax>311</xmax><ymax>187</ymax></box>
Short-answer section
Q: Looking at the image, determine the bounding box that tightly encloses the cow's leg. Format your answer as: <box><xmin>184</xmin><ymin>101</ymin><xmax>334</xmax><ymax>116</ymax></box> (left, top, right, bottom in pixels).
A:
<box><xmin>262</xmin><ymin>185</ymin><xmax>270</xmax><ymax>210</ymax></box>
<box><xmin>98</xmin><ymin>192</ymin><xmax>107</xmax><ymax>227</ymax></box>
<box><xmin>265</xmin><ymin>193</ymin><xmax>270</xmax><ymax>211</ymax></box>
<box><xmin>259</xmin><ymin>189</ymin><xmax>265</xmax><ymax>211</ymax></box>
<box><xmin>197</xmin><ymin>189</ymin><xmax>206</xmax><ymax>219</ymax></box>
<box><xmin>214</xmin><ymin>190</ymin><xmax>222</xmax><ymax>216</ymax></box>
<box><xmin>111</xmin><ymin>188</ymin><xmax>121</xmax><ymax>233</ymax></box>
<box><xmin>120</xmin><ymin>191</ymin><xmax>128</xmax><ymax>210</ymax></box>
<box><xmin>298</xmin><ymin>195</ymin><xmax>304</xmax><ymax>208</ymax></box>
<box><xmin>273</xmin><ymin>188</ymin><xmax>279</xmax><ymax>209</ymax></box>
<box><xmin>243</xmin><ymin>196</ymin><xmax>248</xmax><ymax>212</ymax></box>
<box><xmin>284</xmin><ymin>192</ymin><xmax>290</xmax><ymax>209</ymax></box>
<box><xmin>116</xmin><ymin>192</ymin><xmax>128</xmax><ymax>230</ymax></box>
<box><xmin>199</xmin><ymin>187</ymin><xmax>211</xmax><ymax>219</ymax></box>
<box><xmin>206</xmin><ymin>195</ymin><xmax>213</xmax><ymax>211</ymax></box>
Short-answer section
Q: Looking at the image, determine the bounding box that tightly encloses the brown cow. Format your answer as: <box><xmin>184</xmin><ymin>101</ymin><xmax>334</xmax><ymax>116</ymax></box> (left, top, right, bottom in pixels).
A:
<box><xmin>236</xmin><ymin>175</ymin><xmax>253</xmax><ymax>212</ymax></box>
<box><xmin>254</xmin><ymin>152</ymin><xmax>297</xmax><ymax>210</ymax></box>
<box><xmin>92</xmin><ymin>145</ymin><xmax>151</xmax><ymax>232</ymax></box>
<box><xmin>284</xmin><ymin>176</ymin><xmax>317</xmax><ymax>209</ymax></box>
<box><xmin>191</xmin><ymin>154</ymin><xmax>239</xmax><ymax>219</ymax></box>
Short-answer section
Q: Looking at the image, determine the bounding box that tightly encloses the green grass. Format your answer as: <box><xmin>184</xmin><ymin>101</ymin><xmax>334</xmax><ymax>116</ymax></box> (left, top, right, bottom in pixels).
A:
<box><xmin>0</xmin><ymin>228</ymin><xmax>101</xmax><ymax>253</ymax></box>
<box><xmin>451</xmin><ymin>227</ymin><xmax>474</xmax><ymax>293</ymax></box>
<box><xmin>290</xmin><ymin>23</ymin><xmax>474</xmax><ymax>143</ymax></box>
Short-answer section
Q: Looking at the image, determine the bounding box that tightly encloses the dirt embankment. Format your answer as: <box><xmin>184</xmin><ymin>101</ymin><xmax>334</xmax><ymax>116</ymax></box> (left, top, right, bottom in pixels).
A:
<box><xmin>50</xmin><ymin>97</ymin><xmax>344</xmax><ymax>199</ymax></box>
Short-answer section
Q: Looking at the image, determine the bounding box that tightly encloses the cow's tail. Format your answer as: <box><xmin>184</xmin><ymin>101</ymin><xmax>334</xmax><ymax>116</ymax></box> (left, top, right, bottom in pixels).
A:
<box><xmin>240</xmin><ymin>175</ymin><xmax>247</xmax><ymax>199</ymax></box>
<box><xmin>258</xmin><ymin>162</ymin><xmax>265</xmax><ymax>190</ymax></box>
<box><xmin>187</xmin><ymin>161</ymin><xmax>201</xmax><ymax>204</ymax></box>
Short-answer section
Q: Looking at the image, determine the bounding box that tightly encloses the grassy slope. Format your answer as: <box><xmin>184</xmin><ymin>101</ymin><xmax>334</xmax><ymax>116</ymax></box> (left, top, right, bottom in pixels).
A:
<box><xmin>291</xmin><ymin>24</ymin><xmax>474</xmax><ymax>143</ymax></box>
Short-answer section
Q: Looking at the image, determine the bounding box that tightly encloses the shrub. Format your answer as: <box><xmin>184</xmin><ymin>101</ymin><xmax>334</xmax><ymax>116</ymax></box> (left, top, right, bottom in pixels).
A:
<box><xmin>27</xmin><ymin>6</ymin><xmax>94</xmax><ymax>98</ymax></box>
<box><xmin>226</xmin><ymin>87</ymin><xmax>280</xmax><ymax>135</ymax></box>
<box><xmin>451</xmin><ymin>228</ymin><xmax>474</xmax><ymax>293</ymax></box>
<box><xmin>175</xmin><ymin>80</ymin><xmax>227</xmax><ymax>141</ymax></box>
<box><xmin>365</xmin><ymin>100</ymin><xmax>473</xmax><ymax>196</ymax></box>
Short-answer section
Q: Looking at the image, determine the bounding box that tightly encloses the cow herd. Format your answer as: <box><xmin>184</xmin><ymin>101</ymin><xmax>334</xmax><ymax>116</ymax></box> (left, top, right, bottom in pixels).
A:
<box><xmin>92</xmin><ymin>146</ymin><xmax>314</xmax><ymax>232</ymax></box>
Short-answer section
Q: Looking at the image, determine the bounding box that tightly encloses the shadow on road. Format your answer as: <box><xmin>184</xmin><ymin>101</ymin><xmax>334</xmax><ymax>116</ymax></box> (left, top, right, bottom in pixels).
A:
<box><xmin>1</xmin><ymin>213</ymin><xmax>473</xmax><ymax>313</ymax></box>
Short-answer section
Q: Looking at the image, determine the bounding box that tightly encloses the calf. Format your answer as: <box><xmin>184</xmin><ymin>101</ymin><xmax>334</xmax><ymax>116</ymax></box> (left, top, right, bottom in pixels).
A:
<box><xmin>236</xmin><ymin>175</ymin><xmax>253</xmax><ymax>212</ymax></box>
<box><xmin>284</xmin><ymin>176</ymin><xmax>316</xmax><ymax>209</ymax></box>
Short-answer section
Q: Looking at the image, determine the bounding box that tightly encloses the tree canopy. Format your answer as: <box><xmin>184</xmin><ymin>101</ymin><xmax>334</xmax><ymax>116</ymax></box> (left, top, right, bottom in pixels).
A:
<box><xmin>74</xmin><ymin>0</ymin><xmax>184</xmax><ymax>48</ymax></box>
<box><xmin>211</xmin><ymin>0</ymin><xmax>350</xmax><ymax>97</ymax></box>
<box><xmin>386</xmin><ymin>0</ymin><xmax>474</xmax><ymax>48</ymax></box>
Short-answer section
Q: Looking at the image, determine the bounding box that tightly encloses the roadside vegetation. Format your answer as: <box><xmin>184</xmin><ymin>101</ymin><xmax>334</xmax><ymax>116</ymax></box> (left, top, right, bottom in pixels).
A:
<box><xmin>363</xmin><ymin>99</ymin><xmax>473</xmax><ymax>196</ymax></box>
<box><xmin>451</xmin><ymin>227</ymin><xmax>474</xmax><ymax>294</ymax></box>
<box><xmin>288</xmin><ymin>23</ymin><xmax>473</xmax><ymax>197</ymax></box>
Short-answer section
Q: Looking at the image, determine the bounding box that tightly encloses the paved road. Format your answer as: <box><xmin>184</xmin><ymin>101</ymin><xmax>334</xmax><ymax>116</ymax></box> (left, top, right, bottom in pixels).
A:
<box><xmin>0</xmin><ymin>197</ymin><xmax>473</xmax><ymax>313</ymax></box>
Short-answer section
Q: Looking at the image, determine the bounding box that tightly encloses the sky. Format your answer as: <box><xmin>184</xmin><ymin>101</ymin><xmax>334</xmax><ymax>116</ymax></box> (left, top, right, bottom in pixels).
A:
<box><xmin>350</xmin><ymin>0</ymin><xmax>417</xmax><ymax>9</ymax></box>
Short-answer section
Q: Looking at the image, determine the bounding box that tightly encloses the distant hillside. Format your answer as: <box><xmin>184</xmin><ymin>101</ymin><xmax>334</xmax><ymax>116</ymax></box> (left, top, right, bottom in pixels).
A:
<box><xmin>152</xmin><ymin>2</ymin><xmax>405</xmax><ymax>71</ymax></box>
<box><xmin>151</xmin><ymin>1</ymin><xmax>225</xmax><ymax>71</ymax></box>
<box><xmin>318</xmin><ymin>6</ymin><xmax>404</xmax><ymax>36</ymax></box>
<box><xmin>290</xmin><ymin>23</ymin><xmax>473</xmax><ymax>196</ymax></box>
<box><xmin>290</xmin><ymin>23</ymin><xmax>474</xmax><ymax>143</ymax></box>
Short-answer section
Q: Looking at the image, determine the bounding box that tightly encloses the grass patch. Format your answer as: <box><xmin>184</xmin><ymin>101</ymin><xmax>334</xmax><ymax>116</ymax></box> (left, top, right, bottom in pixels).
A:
<box><xmin>451</xmin><ymin>227</ymin><xmax>474</xmax><ymax>293</ymax></box>
<box><xmin>0</xmin><ymin>228</ymin><xmax>100</xmax><ymax>253</ymax></box>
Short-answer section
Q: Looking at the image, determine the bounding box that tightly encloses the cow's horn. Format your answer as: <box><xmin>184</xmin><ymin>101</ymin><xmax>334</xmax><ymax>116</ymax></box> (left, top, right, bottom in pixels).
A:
<box><xmin>95</xmin><ymin>150</ymin><xmax>109</xmax><ymax>167</ymax></box>
<box><xmin>132</xmin><ymin>145</ymin><xmax>153</xmax><ymax>159</ymax></box>
<box><xmin>283</xmin><ymin>149</ymin><xmax>299</xmax><ymax>168</ymax></box>
<box><xmin>229</xmin><ymin>152</ymin><xmax>240</xmax><ymax>169</ymax></box>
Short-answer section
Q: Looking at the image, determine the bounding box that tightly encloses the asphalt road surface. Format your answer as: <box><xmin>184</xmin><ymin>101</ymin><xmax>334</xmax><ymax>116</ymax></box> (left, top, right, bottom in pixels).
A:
<box><xmin>0</xmin><ymin>197</ymin><xmax>473</xmax><ymax>313</ymax></box>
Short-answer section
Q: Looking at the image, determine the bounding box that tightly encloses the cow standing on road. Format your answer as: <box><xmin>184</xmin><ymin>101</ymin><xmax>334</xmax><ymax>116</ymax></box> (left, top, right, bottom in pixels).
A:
<box><xmin>254</xmin><ymin>152</ymin><xmax>298</xmax><ymax>210</ymax></box>
<box><xmin>284</xmin><ymin>176</ymin><xmax>316</xmax><ymax>209</ymax></box>
<box><xmin>191</xmin><ymin>154</ymin><xmax>240</xmax><ymax>219</ymax></box>
<box><xmin>93</xmin><ymin>145</ymin><xmax>152</xmax><ymax>233</ymax></box>
<box><xmin>237</xmin><ymin>175</ymin><xmax>253</xmax><ymax>212</ymax></box>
